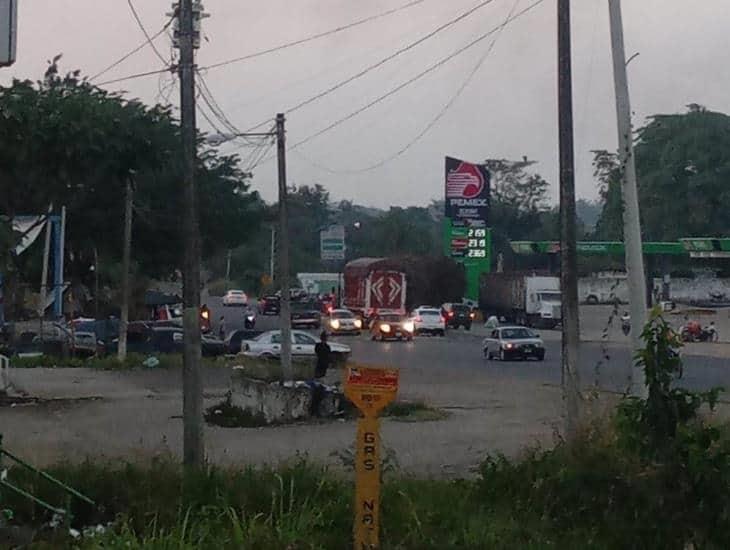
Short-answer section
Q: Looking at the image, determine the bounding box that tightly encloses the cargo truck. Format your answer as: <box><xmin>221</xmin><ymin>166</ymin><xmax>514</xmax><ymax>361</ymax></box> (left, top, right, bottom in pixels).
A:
<box><xmin>479</xmin><ymin>273</ymin><xmax>562</xmax><ymax>328</ymax></box>
<box><xmin>343</xmin><ymin>258</ymin><xmax>407</xmax><ymax>319</ymax></box>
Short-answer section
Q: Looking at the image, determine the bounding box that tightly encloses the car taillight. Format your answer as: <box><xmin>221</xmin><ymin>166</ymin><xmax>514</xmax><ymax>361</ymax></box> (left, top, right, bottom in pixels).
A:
<box><xmin>448</xmin><ymin>311</ymin><xmax>454</xmax><ymax>317</ymax></box>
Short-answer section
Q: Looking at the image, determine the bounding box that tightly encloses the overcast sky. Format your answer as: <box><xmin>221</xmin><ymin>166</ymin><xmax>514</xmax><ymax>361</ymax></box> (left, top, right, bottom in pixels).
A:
<box><xmin>3</xmin><ymin>0</ymin><xmax>729</xmax><ymax>208</ymax></box>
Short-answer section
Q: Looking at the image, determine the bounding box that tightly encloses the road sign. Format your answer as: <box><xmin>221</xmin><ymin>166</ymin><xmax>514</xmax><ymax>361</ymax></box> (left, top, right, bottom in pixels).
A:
<box><xmin>321</xmin><ymin>225</ymin><xmax>345</xmax><ymax>260</ymax></box>
<box><xmin>344</xmin><ymin>365</ymin><xmax>399</xmax><ymax>550</ymax></box>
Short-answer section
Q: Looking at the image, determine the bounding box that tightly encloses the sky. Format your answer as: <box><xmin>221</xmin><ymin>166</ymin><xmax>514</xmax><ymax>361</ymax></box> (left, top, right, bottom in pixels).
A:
<box><xmin>2</xmin><ymin>0</ymin><xmax>729</xmax><ymax>208</ymax></box>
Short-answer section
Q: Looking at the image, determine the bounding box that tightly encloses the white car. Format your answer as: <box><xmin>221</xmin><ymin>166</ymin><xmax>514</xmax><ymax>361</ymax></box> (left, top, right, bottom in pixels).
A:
<box><xmin>222</xmin><ymin>290</ymin><xmax>248</xmax><ymax>307</ymax></box>
<box><xmin>326</xmin><ymin>309</ymin><xmax>363</xmax><ymax>335</ymax></box>
<box><xmin>482</xmin><ymin>326</ymin><xmax>545</xmax><ymax>361</ymax></box>
<box><xmin>241</xmin><ymin>330</ymin><xmax>351</xmax><ymax>362</ymax></box>
<box><xmin>410</xmin><ymin>307</ymin><xmax>445</xmax><ymax>336</ymax></box>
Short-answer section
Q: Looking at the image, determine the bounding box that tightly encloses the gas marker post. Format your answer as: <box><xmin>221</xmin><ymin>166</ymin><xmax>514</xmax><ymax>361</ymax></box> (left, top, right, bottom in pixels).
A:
<box><xmin>344</xmin><ymin>365</ymin><xmax>400</xmax><ymax>550</ymax></box>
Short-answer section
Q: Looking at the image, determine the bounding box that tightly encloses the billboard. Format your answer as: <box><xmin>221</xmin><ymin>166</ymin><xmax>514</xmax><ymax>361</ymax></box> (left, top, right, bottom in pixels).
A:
<box><xmin>444</xmin><ymin>156</ymin><xmax>490</xmax><ymax>223</ymax></box>
<box><xmin>0</xmin><ymin>0</ymin><xmax>17</xmax><ymax>67</ymax></box>
<box><xmin>320</xmin><ymin>224</ymin><xmax>345</xmax><ymax>261</ymax></box>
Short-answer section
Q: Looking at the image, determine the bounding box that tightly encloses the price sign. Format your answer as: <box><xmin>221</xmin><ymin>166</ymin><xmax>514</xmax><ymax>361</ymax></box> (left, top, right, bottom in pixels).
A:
<box><xmin>344</xmin><ymin>366</ymin><xmax>399</xmax><ymax>550</ymax></box>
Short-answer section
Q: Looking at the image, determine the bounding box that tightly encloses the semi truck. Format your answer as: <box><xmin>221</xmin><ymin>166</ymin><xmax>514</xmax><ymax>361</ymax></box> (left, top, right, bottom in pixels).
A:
<box><xmin>479</xmin><ymin>273</ymin><xmax>562</xmax><ymax>328</ymax></box>
<box><xmin>343</xmin><ymin>258</ymin><xmax>407</xmax><ymax>319</ymax></box>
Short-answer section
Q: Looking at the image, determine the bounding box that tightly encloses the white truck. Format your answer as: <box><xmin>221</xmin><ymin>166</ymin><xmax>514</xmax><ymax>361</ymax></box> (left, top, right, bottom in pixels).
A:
<box><xmin>479</xmin><ymin>273</ymin><xmax>562</xmax><ymax>328</ymax></box>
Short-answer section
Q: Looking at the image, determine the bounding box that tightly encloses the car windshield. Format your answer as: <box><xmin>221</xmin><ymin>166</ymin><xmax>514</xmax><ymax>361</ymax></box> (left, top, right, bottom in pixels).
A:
<box><xmin>452</xmin><ymin>305</ymin><xmax>470</xmax><ymax>313</ymax></box>
<box><xmin>380</xmin><ymin>315</ymin><xmax>402</xmax><ymax>322</ymax></box>
<box><xmin>419</xmin><ymin>309</ymin><xmax>441</xmax><ymax>316</ymax></box>
<box><xmin>501</xmin><ymin>328</ymin><xmax>535</xmax><ymax>339</ymax></box>
<box><xmin>292</xmin><ymin>302</ymin><xmax>317</xmax><ymax>311</ymax></box>
<box><xmin>229</xmin><ymin>290</ymin><xmax>243</xmax><ymax>295</ymax></box>
<box><xmin>539</xmin><ymin>292</ymin><xmax>561</xmax><ymax>301</ymax></box>
<box><xmin>332</xmin><ymin>311</ymin><xmax>354</xmax><ymax>319</ymax></box>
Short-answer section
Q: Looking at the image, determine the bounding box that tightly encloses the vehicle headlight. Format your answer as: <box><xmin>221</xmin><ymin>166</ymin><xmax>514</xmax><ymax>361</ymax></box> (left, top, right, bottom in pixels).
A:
<box><xmin>330</xmin><ymin>319</ymin><xmax>340</xmax><ymax>329</ymax></box>
<box><xmin>354</xmin><ymin>319</ymin><xmax>362</xmax><ymax>328</ymax></box>
<box><xmin>381</xmin><ymin>324</ymin><xmax>391</xmax><ymax>333</ymax></box>
<box><xmin>403</xmin><ymin>321</ymin><xmax>415</xmax><ymax>333</ymax></box>
<box><xmin>504</xmin><ymin>343</ymin><xmax>514</xmax><ymax>349</ymax></box>
<box><xmin>201</xmin><ymin>311</ymin><xmax>209</xmax><ymax>319</ymax></box>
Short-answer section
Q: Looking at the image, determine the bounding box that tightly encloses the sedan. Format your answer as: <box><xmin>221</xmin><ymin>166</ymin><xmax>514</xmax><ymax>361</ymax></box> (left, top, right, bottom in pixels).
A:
<box><xmin>326</xmin><ymin>309</ymin><xmax>363</xmax><ymax>335</ymax></box>
<box><xmin>222</xmin><ymin>290</ymin><xmax>248</xmax><ymax>307</ymax></box>
<box><xmin>241</xmin><ymin>330</ymin><xmax>351</xmax><ymax>364</ymax></box>
<box><xmin>370</xmin><ymin>314</ymin><xmax>414</xmax><ymax>342</ymax></box>
<box><xmin>291</xmin><ymin>302</ymin><xmax>321</xmax><ymax>329</ymax></box>
<box><xmin>482</xmin><ymin>326</ymin><xmax>545</xmax><ymax>361</ymax></box>
<box><xmin>410</xmin><ymin>307</ymin><xmax>445</xmax><ymax>336</ymax></box>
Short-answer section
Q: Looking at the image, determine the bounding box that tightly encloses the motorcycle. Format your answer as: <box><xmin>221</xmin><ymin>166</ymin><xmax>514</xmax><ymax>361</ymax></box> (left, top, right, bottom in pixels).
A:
<box><xmin>244</xmin><ymin>309</ymin><xmax>256</xmax><ymax>329</ymax></box>
<box><xmin>680</xmin><ymin>321</ymin><xmax>717</xmax><ymax>343</ymax></box>
<box><xmin>620</xmin><ymin>313</ymin><xmax>631</xmax><ymax>336</ymax></box>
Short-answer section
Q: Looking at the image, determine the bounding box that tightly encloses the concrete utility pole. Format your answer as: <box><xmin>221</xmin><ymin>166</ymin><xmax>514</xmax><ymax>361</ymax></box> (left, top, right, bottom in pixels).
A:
<box><xmin>557</xmin><ymin>0</ymin><xmax>581</xmax><ymax>439</ymax></box>
<box><xmin>269</xmin><ymin>226</ymin><xmax>276</xmax><ymax>281</ymax></box>
<box><xmin>178</xmin><ymin>0</ymin><xmax>204</xmax><ymax>467</ymax></box>
<box><xmin>117</xmin><ymin>179</ymin><xmax>133</xmax><ymax>361</ymax></box>
<box><xmin>608</xmin><ymin>0</ymin><xmax>648</xmax><ymax>398</ymax></box>
<box><xmin>276</xmin><ymin>113</ymin><xmax>292</xmax><ymax>381</ymax></box>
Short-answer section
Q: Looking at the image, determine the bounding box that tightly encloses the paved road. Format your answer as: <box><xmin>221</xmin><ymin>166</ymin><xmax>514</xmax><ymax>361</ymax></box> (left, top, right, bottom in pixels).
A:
<box><xmin>208</xmin><ymin>297</ymin><xmax>730</xmax><ymax>394</ymax></box>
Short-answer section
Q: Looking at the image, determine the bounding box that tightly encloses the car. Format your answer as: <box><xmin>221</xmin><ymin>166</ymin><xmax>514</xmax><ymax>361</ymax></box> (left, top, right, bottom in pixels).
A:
<box><xmin>258</xmin><ymin>295</ymin><xmax>280</xmax><ymax>316</ymax></box>
<box><xmin>224</xmin><ymin>329</ymin><xmax>264</xmax><ymax>354</ymax></box>
<box><xmin>442</xmin><ymin>303</ymin><xmax>475</xmax><ymax>330</ymax></box>
<box><xmin>482</xmin><ymin>326</ymin><xmax>545</xmax><ymax>361</ymax></box>
<box><xmin>370</xmin><ymin>314</ymin><xmax>414</xmax><ymax>341</ymax></box>
<box><xmin>291</xmin><ymin>301</ymin><xmax>321</xmax><ymax>329</ymax></box>
<box><xmin>222</xmin><ymin>290</ymin><xmax>248</xmax><ymax>307</ymax></box>
<box><xmin>410</xmin><ymin>306</ymin><xmax>445</xmax><ymax>336</ymax></box>
<box><xmin>326</xmin><ymin>309</ymin><xmax>363</xmax><ymax>335</ymax></box>
<box><xmin>241</xmin><ymin>330</ymin><xmax>351</xmax><ymax>364</ymax></box>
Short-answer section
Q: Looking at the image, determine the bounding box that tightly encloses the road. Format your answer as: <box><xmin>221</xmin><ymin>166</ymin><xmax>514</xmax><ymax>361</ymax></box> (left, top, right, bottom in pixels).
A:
<box><xmin>209</xmin><ymin>296</ymin><xmax>730</xmax><ymax>395</ymax></box>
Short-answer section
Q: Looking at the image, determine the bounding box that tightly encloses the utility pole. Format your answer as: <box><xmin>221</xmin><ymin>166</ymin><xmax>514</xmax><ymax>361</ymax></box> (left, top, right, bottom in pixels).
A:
<box><xmin>117</xmin><ymin>179</ymin><xmax>133</xmax><ymax>361</ymax></box>
<box><xmin>93</xmin><ymin>246</ymin><xmax>99</xmax><ymax>320</ymax></box>
<box><xmin>38</xmin><ymin>208</ymin><xmax>52</xmax><ymax>340</ymax></box>
<box><xmin>269</xmin><ymin>226</ymin><xmax>275</xmax><ymax>281</ymax></box>
<box><xmin>225</xmin><ymin>249</ymin><xmax>232</xmax><ymax>282</ymax></box>
<box><xmin>557</xmin><ymin>0</ymin><xmax>581</xmax><ymax>439</ymax></box>
<box><xmin>276</xmin><ymin>113</ymin><xmax>292</xmax><ymax>381</ymax></box>
<box><xmin>608</xmin><ymin>0</ymin><xmax>647</xmax><ymax>398</ymax></box>
<box><xmin>178</xmin><ymin>0</ymin><xmax>204</xmax><ymax>467</ymax></box>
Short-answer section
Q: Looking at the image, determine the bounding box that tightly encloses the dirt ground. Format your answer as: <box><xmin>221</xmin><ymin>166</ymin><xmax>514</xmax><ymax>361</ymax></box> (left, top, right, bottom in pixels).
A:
<box><xmin>0</xmin><ymin>364</ymin><xmax>567</xmax><ymax>478</ymax></box>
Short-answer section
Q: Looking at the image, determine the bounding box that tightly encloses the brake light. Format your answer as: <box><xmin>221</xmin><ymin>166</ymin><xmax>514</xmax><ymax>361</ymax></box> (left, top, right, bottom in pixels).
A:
<box><xmin>448</xmin><ymin>311</ymin><xmax>454</xmax><ymax>317</ymax></box>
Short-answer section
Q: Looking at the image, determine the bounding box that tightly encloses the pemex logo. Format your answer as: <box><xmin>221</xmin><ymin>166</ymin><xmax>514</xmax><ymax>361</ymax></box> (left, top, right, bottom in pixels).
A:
<box><xmin>446</xmin><ymin>162</ymin><xmax>485</xmax><ymax>199</ymax></box>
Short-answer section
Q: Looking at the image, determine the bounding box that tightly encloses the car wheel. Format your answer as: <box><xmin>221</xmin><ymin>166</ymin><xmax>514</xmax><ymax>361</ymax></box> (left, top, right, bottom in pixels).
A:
<box><xmin>585</xmin><ymin>295</ymin><xmax>599</xmax><ymax>305</ymax></box>
<box><xmin>536</xmin><ymin>351</ymin><xmax>545</xmax><ymax>361</ymax></box>
<box><xmin>465</xmin><ymin>324</ymin><xmax>471</xmax><ymax>331</ymax></box>
<box><xmin>439</xmin><ymin>330</ymin><xmax>445</xmax><ymax>337</ymax></box>
<box><xmin>483</xmin><ymin>347</ymin><xmax>489</xmax><ymax>358</ymax></box>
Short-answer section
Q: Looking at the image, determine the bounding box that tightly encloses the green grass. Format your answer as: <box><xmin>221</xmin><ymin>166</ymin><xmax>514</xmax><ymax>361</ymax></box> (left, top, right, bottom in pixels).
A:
<box><xmin>204</xmin><ymin>399</ymin><xmax>270</xmax><ymax>428</ymax></box>
<box><xmin>8</xmin><ymin>353</ymin><xmax>239</xmax><ymax>370</ymax></box>
<box><xmin>382</xmin><ymin>401</ymin><xmax>448</xmax><ymax>422</ymax></box>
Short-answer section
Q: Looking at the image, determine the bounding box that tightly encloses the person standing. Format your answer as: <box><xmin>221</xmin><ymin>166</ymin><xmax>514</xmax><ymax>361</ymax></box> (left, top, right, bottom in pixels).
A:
<box><xmin>218</xmin><ymin>315</ymin><xmax>226</xmax><ymax>340</ymax></box>
<box><xmin>314</xmin><ymin>331</ymin><xmax>331</xmax><ymax>379</ymax></box>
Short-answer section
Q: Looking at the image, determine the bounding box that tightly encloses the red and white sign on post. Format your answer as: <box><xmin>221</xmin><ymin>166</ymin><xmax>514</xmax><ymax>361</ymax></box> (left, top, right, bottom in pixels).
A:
<box><xmin>344</xmin><ymin>365</ymin><xmax>399</xmax><ymax>550</ymax></box>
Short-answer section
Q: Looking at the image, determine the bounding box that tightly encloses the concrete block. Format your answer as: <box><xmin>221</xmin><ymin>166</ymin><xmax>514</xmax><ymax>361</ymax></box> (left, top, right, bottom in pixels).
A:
<box><xmin>230</xmin><ymin>367</ymin><xmax>312</xmax><ymax>424</ymax></box>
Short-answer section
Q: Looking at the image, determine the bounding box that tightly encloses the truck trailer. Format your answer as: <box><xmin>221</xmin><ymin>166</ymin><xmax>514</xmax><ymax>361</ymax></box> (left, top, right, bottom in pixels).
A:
<box><xmin>480</xmin><ymin>273</ymin><xmax>562</xmax><ymax>328</ymax></box>
<box><xmin>343</xmin><ymin>258</ymin><xmax>407</xmax><ymax>319</ymax></box>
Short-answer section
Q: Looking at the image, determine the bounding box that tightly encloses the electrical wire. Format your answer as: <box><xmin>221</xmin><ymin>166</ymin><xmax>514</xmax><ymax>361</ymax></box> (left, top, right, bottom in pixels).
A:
<box><xmin>90</xmin><ymin>26</ymin><xmax>169</xmax><ymax>82</ymax></box>
<box><xmin>96</xmin><ymin>68</ymin><xmax>173</xmax><ymax>87</ymax></box>
<box><xmin>127</xmin><ymin>0</ymin><xmax>169</xmax><ymax>64</ymax></box>
<box><xmin>242</xmin><ymin>0</ymin><xmax>499</xmax><ymax>132</ymax></box>
<box><xmin>200</xmin><ymin>0</ymin><xmax>427</xmax><ymax>72</ymax></box>
<box><xmin>288</xmin><ymin>0</ymin><xmax>546</xmax><ymax>152</ymax></box>
<box><xmin>300</xmin><ymin>0</ymin><xmax>524</xmax><ymax>174</ymax></box>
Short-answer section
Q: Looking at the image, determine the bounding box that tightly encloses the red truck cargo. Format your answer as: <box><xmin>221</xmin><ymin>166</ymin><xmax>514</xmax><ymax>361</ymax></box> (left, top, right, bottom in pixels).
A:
<box><xmin>344</xmin><ymin>258</ymin><xmax>407</xmax><ymax>319</ymax></box>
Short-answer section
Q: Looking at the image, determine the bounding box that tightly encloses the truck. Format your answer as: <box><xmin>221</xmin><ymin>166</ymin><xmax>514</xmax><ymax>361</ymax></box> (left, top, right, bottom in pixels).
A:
<box><xmin>479</xmin><ymin>273</ymin><xmax>562</xmax><ymax>328</ymax></box>
<box><xmin>343</xmin><ymin>258</ymin><xmax>407</xmax><ymax>319</ymax></box>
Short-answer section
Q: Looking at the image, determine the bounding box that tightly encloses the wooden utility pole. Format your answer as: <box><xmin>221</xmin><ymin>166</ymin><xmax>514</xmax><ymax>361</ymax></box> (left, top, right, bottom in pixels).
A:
<box><xmin>117</xmin><ymin>179</ymin><xmax>133</xmax><ymax>361</ymax></box>
<box><xmin>276</xmin><ymin>113</ymin><xmax>292</xmax><ymax>381</ymax></box>
<box><xmin>557</xmin><ymin>0</ymin><xmax>581</xmax><ymax>439</ymax></box>
<box><xmin>608</xmin><ymin>0</ymin><xmax>647</xmax><ymax>397</ymax></box>
<box><xmin>179</xmin><ymin>0</ymin><xmax>204</xmax><ymax>466</ymax></box>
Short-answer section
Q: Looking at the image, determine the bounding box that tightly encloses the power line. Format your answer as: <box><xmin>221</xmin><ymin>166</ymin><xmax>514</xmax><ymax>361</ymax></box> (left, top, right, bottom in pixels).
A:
<box><xmin>289</xmin><ymin>0</ymin><xmax>546</xmax><ymax>152</ymax></box>
<box><xmin>243</xmin><ymin>0</ymin><xmax>498</xmax><ymax>132</ymax></box>
<box><xmin>96</xmin><ymin>68</ymin><xmax>173</xmax><ymax>87</ymax></box>
<box><xmin>200</xmin><ymin>0</ymin><xmax>427</xmax><ymax>71</ymax></box>
<box><xmin>301</xmin><ymin>0</ymin><xmax>524</xmax><ymax>174</ymax></box>
<box><xmin>90</xmin><ymin>27</ymin><xmax>168</xmax><ymax>82</ymax></box>
<box><xmin>127</xmin><ymin>0</ymin><xmax>169</xmax><ymax>64</ymax></box>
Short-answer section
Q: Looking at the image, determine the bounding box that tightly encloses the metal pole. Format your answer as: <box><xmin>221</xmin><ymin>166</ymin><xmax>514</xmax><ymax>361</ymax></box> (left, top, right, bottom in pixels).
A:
<box><xmin>608</xmin><ymin>0</ymin><xmax>647</xmax><ymax>397</ymax></box>
<box><xmin>52</xmin><ymin>207</ymin><xmax>66</xmax><ymax>319</ymax></box>
<box><xmin>276</xmin><ymin>113</ymin><xmax>292</xmax><ymax>381</ymax></box>
<box><xmin>558</xmin><ymin>0</ymin><xmax>581</xmax><ymax>439</ymax></box>
<box><xmin>39</xmin><ymin>211</ymin><xmax>52</xmax><ymax>338</ymax></box>
<box><xmin>117</xmin><ymin>180</ymin><xmax>133</xmax><ymax>361</ymax></box>
<box><xmin>225</xmin><ymin>249</ymin><xmax>232</xmax><ymax>282</ymax></box>
<box><xmin>179</xmin><ymin>0</ymin><xmax>204</xmax><ymax>466</ymax></box>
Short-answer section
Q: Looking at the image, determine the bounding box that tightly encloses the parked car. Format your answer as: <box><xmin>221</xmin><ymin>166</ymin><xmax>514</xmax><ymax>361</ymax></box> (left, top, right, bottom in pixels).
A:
<box><xmin>441</xmin><ymin>303</ymin><xmax>474</xmax><ymax>330</ymax></box>
<box><xmin>482</xmin><ymin>326</ymin><xmax>545</xmax><ymax>361</ymax></box>
<box><xmin>241</xmin><ymin>330</ymin><xmax>351</xmax><ymax>363</ymax></box>
<box><xmin>222</xmin><ymin>290</ymin><xmax>248</xmax><ymax>307</ymax></box>
<box><xmin>106</xmin><ymin>322</ymin><xmax>226</xmax><ymax>357</ymax></box>
<box><xmin>370</xmin><ymin>314</ymin><xmax>414</xmax><ymax>341</ymax></box>
<box><xmin>326</xmin><ymin>309</ymin><xmax>362</xmax><ymax>335</ymax></box>
<box><xmin>291</xmin><ymin>301</ymin><xmax>321</xmax><ymax>329</ymax></box>
<box><xmin>258</xmin><ymin>295</ymin><xmax>280</xmax><ymax>316</ymax></box>
<box><xmin>224</xmin><ymin>329</ymin><xmax>264</xmax><ymax>355</ymax></box>
<box><xmin>410</xmin><ymin>306</ymin><xmax>445</xmax><ymax>336</ymax></box>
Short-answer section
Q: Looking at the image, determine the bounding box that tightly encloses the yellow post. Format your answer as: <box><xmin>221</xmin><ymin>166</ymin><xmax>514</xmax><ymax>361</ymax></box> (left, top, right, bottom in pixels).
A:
<box><xmin>344</xmin><ymin>365</ymin><xmax>399</xmax><ymax>550</ymax></box>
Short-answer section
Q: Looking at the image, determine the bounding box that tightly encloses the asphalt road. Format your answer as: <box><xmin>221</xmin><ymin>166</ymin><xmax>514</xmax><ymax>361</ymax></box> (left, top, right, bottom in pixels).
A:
<box><xmin>208</xmin><ymin>297</ymin><xmax>730</xmax><ymax>394</ymax></box>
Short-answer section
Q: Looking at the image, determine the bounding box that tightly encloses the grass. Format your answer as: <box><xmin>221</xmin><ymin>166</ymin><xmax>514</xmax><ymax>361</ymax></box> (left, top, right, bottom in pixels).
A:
<box><xmin>204</xmin><ymin>399</ymin><xmax>270</xmax><ymax>428</ymax></box>
<box><xmin>4</xmin><ymin>418</ymin><xmax>730</xmax><ymax>548</ymax></box>
<box><xmin>8</xmin><ymin>353</ymin><xmax>240</xmax><ymax>370</ymax></box>
<box><xmin>382</xmin><ymin>401</ymin><xmax>448</xmax><ymax>422</ymax></box>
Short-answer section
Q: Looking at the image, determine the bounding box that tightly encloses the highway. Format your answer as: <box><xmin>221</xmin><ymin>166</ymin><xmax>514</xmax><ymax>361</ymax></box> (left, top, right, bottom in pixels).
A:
<box><xmin>209</xmin><ymin>296</ymin><xmax>730</xmax><ymax>395</ymax></box>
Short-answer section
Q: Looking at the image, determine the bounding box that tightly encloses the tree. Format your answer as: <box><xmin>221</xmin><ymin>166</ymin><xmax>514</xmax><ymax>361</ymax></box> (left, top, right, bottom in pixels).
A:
<box><xmin>593</xmin><ymin>106</ymin><xmax>730</xmax><ymax>241</ymax></box>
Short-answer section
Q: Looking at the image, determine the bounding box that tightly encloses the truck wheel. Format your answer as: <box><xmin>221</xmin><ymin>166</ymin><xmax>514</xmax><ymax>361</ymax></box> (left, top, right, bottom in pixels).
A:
<box><xmin>585</xmin><ymin>295</ymin><xmax>599</xmax><ymax>305</ymax></box>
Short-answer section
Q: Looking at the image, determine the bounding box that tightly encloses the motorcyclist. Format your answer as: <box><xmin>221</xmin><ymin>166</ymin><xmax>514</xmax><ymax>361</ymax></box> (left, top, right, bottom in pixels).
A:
<box><xmin>244</xmin><ymin>305</ymin><xmax>256</xmax><ymax>329</ymax></box>
<box><xmin>620</xmin><ymin>311</ymin><xmax>631</xmax><ymax>335</ymax></box>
